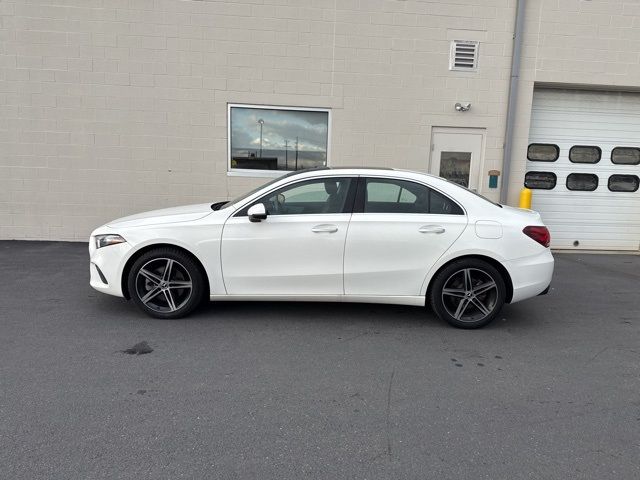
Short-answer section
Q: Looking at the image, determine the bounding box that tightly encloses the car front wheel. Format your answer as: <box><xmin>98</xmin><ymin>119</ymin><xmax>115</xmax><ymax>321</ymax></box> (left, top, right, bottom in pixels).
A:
<box><xmin>430</xmin><ymin>259</ymin><xmax>506</xmax><ymax>329</ymax></box>
<box><xmin>128</xmin><ymin>248</ymin><xmax>205</xmax><ymax>319</ymax></box>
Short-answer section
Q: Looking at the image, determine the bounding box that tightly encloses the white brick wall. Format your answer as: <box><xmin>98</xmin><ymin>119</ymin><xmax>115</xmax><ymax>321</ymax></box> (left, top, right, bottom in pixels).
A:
<box><xmin>2</xmin><ymin>0</ymin><xmax>638</xmax><ymax>240</ymax></box>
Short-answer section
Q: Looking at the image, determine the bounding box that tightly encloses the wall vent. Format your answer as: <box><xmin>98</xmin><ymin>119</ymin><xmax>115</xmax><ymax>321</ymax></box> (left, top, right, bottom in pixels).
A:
<box><xmin>450</xmin><ymin>40</ymin><xmax>479</xmax><ymax>71</ymax></box>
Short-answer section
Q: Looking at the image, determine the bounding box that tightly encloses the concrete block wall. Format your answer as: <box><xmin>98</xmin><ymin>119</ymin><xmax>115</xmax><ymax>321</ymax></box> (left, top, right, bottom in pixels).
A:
<box><xmin>1</xmin><ymin>0</ymin><xmax>517</xmax><ymax>241</ymax></box>
<box><xmin>4</xmin><ymin>1</ymin><xmax>640</xmax><ymax>240</ymax></box>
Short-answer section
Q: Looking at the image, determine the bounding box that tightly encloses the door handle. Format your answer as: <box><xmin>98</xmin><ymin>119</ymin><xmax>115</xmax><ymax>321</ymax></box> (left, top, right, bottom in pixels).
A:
<box><xmin>311</xmin><ymin>224</ymin><xmax>338</xmax><ymax>233</ymax></box>
<box><xmin>419</xmin><ymin>225</ymin><xmax>445</xmax><ymax>234</ymax></box>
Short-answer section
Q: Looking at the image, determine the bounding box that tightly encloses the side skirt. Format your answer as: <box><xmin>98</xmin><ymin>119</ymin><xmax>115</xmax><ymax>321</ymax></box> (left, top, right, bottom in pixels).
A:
<box><xmin>209</xmin><ymin>294</ymin><xmax>425</xmax><ymax>307</ymax></box>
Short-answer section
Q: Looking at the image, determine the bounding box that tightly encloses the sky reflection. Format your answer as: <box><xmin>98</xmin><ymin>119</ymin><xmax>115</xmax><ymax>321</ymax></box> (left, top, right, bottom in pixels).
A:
<box><xmin>230</xmin><ymin>107</ymin><xmax>329</xmax><ymax>170</ymax></box>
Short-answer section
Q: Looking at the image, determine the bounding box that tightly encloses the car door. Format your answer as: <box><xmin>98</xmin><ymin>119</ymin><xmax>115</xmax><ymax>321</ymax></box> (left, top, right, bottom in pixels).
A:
<box><xmin>221</xmin><ymin>176</ymin><xmax>356</xmax><ymax>295</ymax></box>
<box><xmin>344</xmin><ymin>176</ymin><xmax>468</xmax><ymax>296</ymax></box>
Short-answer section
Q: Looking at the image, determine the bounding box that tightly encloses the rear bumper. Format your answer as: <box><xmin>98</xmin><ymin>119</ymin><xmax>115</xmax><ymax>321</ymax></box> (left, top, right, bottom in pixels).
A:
<box><xmin>504</xmin><ymin>249</ymin><xmax>554</xmax><ymax>304</ymax></box>
<box><xmin>538</xmin><ymin>284</ymin><xmax>551</xmax><ymax>296</ymax></box>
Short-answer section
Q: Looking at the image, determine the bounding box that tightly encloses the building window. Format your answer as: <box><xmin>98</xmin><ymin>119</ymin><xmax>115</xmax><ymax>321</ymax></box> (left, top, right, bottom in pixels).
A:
<box><xmin>524</xmin><ymin>171</ymin><xmax>557</xmax><ymax>190</ymax></box>
<box><xmin>527</xmin><ymin>144</ymin><xmax>559</xmax><ymax>162</ymax></box>
<box><xmin>608</xmin><ymin>174</ymin><xmax>639</xmax><ymax>192</ymax></box>
<box><xmin>566</xmin><ymin>173</ymin><xmax>598</xmax><ymax>191</ymax></box>
<box><xmin>228</xmin><ymin>104</ymin><xmax>330</xmax><ymax>175</ymax></box>
<box><xmin>611</xmin><ymin>147</ymin><xmax>640</xmax><ymax>165</ymax></box>
<box><xmin>569</xmin><ymin>145</ymin><xmax>601</xmax><ymax>164</ymax></box>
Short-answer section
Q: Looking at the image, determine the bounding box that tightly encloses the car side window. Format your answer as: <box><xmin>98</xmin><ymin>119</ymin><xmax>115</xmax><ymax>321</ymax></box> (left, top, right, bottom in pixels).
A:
<box><xmin>363</xmin><ymin>178</ymin><xmax>463</xmax><ymax>215</ymax></box>
<box><xmin>429</xmin><ymin>189</ymin><xmax>464</xmax><ymax>215</ymax></box>
<box><xmin>238</xmin><ymin>177</ymin><xmax>354</xmax><ymax>216</ymax></box>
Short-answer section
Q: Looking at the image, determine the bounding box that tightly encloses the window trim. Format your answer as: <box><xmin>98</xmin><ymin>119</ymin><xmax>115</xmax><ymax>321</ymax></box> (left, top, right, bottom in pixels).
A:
<box><xmin>566</xmin><ymin>173</ymin><xmax>599</xmax><ymax>192</ymax></box>
<box><xmin>527</xmin><ymin>143</ymin><xmax>560</xmax><ymax>162</ymax></box>
<box><xmin>233</xmin><ymin>175</ymin><xmax>357</xmax><ymax>217</ymax></box>
<box><xmin>611</xmin><ymin>147</ymin><xmax>640</xmax><ymax>165</ymax></box>
<box><xmin>569</xmin><ymin>145</ymin><xmax>602</xmax><ymax>164</ymax></box>
<box><xmin>524</xmin><ymin>171</ymin><xmax>557</xmax><ymax>190</ymax></box>
<box><xmin>227</xmin><ymin>103</ymin><xmax>331</xmax><ymax>178</ymax></box>
<box><xmin>353</xmin><ymin>176</ymin><xmax>465</xmax><ymax>215</ymax></box>
<box><xmin>607</xmin><ymin>174</ymin><xmax>640</xmax><ymax>192</ymax></box>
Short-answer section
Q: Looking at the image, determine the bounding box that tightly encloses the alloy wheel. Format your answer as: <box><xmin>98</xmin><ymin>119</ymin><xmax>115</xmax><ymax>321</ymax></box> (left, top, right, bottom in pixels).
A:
<box><xmin>135</xmin><ymin>258</ymin><xmax>193</xmax><ymax>313</ymax></box>
<box><xmin>441</xmin><ymin>268</ymin><xmax>499</xmax><ymax>323</ymax></box>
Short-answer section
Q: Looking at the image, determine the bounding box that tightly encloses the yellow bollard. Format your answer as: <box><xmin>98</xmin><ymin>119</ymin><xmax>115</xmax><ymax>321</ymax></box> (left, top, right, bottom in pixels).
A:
<box><xmin>519</xmin><ymin>187</ymin><xmax>532</xmax><ymax>209</ymax></box>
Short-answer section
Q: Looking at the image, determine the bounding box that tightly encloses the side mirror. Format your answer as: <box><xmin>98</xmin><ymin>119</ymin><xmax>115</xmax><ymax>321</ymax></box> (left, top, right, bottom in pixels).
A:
<box><xmin>248</xmin><ymin>203</ymin><xmax>267</xmax><ymax>223</ymax></box>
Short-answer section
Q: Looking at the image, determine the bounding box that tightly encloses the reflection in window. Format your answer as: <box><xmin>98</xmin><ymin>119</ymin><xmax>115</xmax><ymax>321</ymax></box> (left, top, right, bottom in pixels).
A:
<box><xmin>430</xmin><ymin>189</ymin><xmax>464</xmax><ymax>215</ymax></box>
<box><xmin>525</xmin><ymin>171</ymin><xmax>557</xmax><ymax>190</ymax></box>
<box><xmin>229</xmin><ymin>105</ymin><xmax>329</xmax><ymax>171</ymax></box>
<box><xmin>247</xmin><ymin>177</ymin><xmax>353</xmax><ymax>215</ymax></box>
<box><xmin>367</xmin><ymin>181</ymin><xmax>416</xmax><ymax>203</ymax></box>
<box><xmin>608</xmin><ymin>174</ymin><xmax>639</xmax><ymax>192</ymax></box>
<box><xmin>364</xmin><ymin>178</ymin><xmax>463</xmax><ymax>215</ymax></box>
<box><xmin>611</xmin><ymin>147</ymin><xmax>640</xmax><ymax>165</ymax></box>
<box><xmin>566</xmin><ymin>173</ymin><xmax>598</xmax><ymax>191</ymax></box>
<box><xmin>569</xmin><ymin>145</ymin><xmax>601</xmax><ymax>164</ymax></box>
<box><xmin>527</xmin><ymin>144</ymin><xmax>559</xmax><ymax>162</ymax></box>
<box><xmin>439</xmin><ymin>151</ymin><xmax>471</xmax><ymax>187</ymax></box>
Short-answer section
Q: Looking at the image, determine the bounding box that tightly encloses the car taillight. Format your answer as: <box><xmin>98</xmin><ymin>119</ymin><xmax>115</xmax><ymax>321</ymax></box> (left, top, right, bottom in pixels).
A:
<box><xmin>523</xmin><ymin>226</ymin><xmax>551</xmax><ymax>248</ymax></box>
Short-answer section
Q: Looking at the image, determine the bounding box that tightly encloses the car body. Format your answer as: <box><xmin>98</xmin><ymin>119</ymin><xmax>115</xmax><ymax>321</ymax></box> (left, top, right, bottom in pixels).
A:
<box><xmin>89</xmin><ymin>168</ymin><xmax>554</xmax><ymax>328</ymax></box>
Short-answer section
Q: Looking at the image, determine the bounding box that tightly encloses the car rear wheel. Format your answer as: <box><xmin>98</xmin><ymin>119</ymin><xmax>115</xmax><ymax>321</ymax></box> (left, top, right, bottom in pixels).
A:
<box><xmin>128</xmin><ymin>248</ymin><xmax>205</xmax><ymax>319</ymax></box>
<box><xmin>430</xmin><ymin>259</ymin><xmax>506</xmax><ymax>329</ymax></box>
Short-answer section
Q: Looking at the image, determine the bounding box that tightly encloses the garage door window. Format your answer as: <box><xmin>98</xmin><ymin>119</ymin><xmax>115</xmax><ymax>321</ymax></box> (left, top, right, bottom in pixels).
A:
<box><xmin>611</xmin><ymin>147</ymin><xmax>640</xmax><ymax>165</ymax></box>
<box><xmin>527</xmin><ymin>144</ymin><xmax>559</xmax><ymax>162</ymax></box>
<box><xmin>608</xmin><ymin>174</ymin><xmax>639</xmax><ymax>192</ymax></box>
<box><xmin>524</xmin><ymin>172</ymin><xmax>557</xmax><ymax>190</ymax></box>
<box><xmin>566</xmin><ymin>173</ymin><xmax>598</xmax><ymax>191</ymax></box>
<box><xmin>569</xmin><ymin>146</ymin><xmax>601</xmax><ymax>164</ymax></box>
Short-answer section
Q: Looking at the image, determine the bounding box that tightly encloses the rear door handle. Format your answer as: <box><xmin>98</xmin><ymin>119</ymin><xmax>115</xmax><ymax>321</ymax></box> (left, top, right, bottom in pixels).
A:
<box><xmin>419</xmin><ymin>225</ymin><xmax>445</xmax><ymax>234</ymax></box>
<box><xmin>312</xmin><ymin>224</ymin><xmax>338</xmax><ymax>233</ymax></box>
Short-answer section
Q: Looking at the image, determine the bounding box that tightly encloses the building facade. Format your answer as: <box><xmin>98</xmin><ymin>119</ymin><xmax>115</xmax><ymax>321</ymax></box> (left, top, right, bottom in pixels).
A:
<box><xmin>1</xmin><ymin>0</ymin><xmax>639</xmax><ymax>250</ymax></box>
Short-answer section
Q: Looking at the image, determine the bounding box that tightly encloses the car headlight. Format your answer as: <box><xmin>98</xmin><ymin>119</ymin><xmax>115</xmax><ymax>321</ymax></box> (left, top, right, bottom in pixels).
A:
<box><xmin>95</xmin><ymin>234</ymin><xmax>126</xmax><ymax>249</ymax></box>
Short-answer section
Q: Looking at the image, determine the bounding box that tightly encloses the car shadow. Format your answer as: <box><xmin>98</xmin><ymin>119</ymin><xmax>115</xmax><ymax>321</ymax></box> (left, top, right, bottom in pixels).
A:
<box><xmin>482</xmin><ymin>300</ymin><xmax>548</xmax><ymax>332</ymax></box>
<box><xmin>195</xmin><ymin>299</ymin><xmax>438</xmax><ymax>325</ymax></box>
<box><xmin>91</xmin><ymin>289</ymin><xmax>545</xmax><ymax>332</ymax></box>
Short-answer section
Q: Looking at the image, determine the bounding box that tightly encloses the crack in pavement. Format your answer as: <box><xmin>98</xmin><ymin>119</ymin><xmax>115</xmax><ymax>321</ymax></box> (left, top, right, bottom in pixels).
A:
<box><xmin>385</xmin><ymin>367</ymin><xmax>395</xmax><ymax>457</ymax></box>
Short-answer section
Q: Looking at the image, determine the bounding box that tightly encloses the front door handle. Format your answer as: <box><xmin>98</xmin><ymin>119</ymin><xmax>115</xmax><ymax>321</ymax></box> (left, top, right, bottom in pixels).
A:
<box><xmin>312</xmin><ymin>224</ymin><xmax>338</xmax><ymax>233</ymax></box>
<box><xmin>419</xmin><ymin>225</ymin><xmax>445</xmax><ymax>234</ymax></box>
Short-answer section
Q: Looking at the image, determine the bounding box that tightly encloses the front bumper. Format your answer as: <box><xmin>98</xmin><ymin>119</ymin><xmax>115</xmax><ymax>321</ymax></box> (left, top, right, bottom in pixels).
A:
<box><xmin>89</xmin><ymin>238</ymin><xmax>132</xmax><ymax>297</ymax></box>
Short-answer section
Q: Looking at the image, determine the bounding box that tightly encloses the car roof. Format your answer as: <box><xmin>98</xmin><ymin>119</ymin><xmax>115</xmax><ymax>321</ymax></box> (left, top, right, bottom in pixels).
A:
<box><xmin>326</xmin><ymin>166</ymin><xmax>394</xmax><ymax>170</ymax></box>
<box><xmin>277</xmin><ymin>167</ymin><xmax>503</xmax><ymax>210</ymax></box>
<box><xmin>289</xmin><ymin>166</ymin><xmax>440</xmax><ymax>181</ymax></box>
<box><xmin>286</xmin><ymin>166</ymin><xmax>392</xmax><ymax>174</ymax></box>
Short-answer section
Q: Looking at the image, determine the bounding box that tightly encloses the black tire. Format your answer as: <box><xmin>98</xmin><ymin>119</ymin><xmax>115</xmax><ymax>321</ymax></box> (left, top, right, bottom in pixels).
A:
<box><xmin>127</xmin><ymin>247</ymin><xmax>205</xmax><ymax>319</ymax></box>
<box><xmin>430</xmin><ymin>258</ymin><xmax>506</xmax><ymax>329</ymax></box>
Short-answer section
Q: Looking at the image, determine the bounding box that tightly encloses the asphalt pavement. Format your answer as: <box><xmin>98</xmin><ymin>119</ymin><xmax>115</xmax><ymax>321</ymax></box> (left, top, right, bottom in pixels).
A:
<box><xmin>0</xmin><ymin>240</ymin><xmax>639</xmax><ymax>480</ymax></box>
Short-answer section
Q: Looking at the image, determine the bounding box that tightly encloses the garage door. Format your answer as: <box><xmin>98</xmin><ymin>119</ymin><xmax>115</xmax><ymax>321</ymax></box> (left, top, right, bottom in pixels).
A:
<box><xmin>526</xmin><ymin>88</ymin><xmax>640</xmax><ymax>251</ymax></box>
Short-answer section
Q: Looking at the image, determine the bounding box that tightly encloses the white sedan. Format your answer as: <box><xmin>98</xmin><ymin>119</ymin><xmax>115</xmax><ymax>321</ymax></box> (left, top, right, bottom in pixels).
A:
<box><xmin>89</xmin><ymin>168</ymin><xmax>553</xmax><ymax>328</ymax></box>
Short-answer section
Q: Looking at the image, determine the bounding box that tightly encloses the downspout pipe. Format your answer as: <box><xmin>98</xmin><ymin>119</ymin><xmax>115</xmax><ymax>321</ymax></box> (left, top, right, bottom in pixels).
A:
<box><xmin>500</xmin><ymin>0</ymin><xmax>526</xmax><ymax>205</ymax></box>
